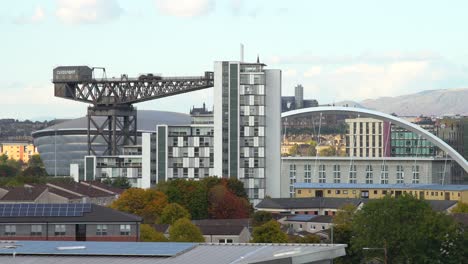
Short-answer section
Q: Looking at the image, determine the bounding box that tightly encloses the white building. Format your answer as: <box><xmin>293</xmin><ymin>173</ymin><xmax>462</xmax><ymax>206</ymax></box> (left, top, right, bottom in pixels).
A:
<box><xmin>214</xmin><ymin>60</ymin><xmax>281</xmax><ymax>204</ymax></box>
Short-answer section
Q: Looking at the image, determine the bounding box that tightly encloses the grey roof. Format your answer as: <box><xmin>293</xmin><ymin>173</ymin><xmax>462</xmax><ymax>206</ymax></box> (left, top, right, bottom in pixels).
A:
<box><xmin>0</xmin><ymin>241</ymin><xmax>195</xmax><ymax>257</ymax></box>
<box><xmin>256</xmin><ymin>197</ymin><xmax>365</xmax><ymax>210</ymax></box>
<box><xmin>0</xmin><ymin>204</ymin><xmax>141</xmax><ymax>223</ymax></box>
<box><xmin>286</xmin><ymin>215</ymin><xmax>333</xmax><ymax>223</ymax></box>
<box><xmin>192</xmin><ymin>218</ymin><xmax>251</xmax><ymax>227</ymax></box>
<box><xmin>0</xmin><ymin>186</ymin><xmax>46</xmax><ymax>201</ymax></box>
<box><xmin>46</xmin><ymin>183</ymin><xmax>115</xmax><ymax>198</ymax></box>
<box><xmin>197</xmin><ymin>225</ymin><xmax>246</xmax><ymax>236</ymax></box>
<box><xmin>0</xmin><ymin>242</ymin><xmax>347</xmax><ymax>264</ymax></box>
<box><xmin>33</xmin><ymin>110</ymin><xmax>191</xmax><ymax>134</ymax></box>
<box><xmin>426</xmin><ymin>200</ymin><xmax>458</xmax><ymax>212</ymax></box>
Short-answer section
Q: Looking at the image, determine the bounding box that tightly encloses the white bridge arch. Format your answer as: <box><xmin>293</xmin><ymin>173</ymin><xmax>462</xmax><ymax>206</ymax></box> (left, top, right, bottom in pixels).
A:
<box><xmin>281</xmin><ymin>106</ymin><xmax>468</xmax><ymax>173</ymax></box>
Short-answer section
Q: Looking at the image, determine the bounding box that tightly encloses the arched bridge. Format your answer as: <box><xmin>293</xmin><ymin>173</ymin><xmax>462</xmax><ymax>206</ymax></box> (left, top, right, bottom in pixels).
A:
<box><xmin>281</xmin><ymin>106</ymin><xmax>468</xmax><ymax>173</ymax></box>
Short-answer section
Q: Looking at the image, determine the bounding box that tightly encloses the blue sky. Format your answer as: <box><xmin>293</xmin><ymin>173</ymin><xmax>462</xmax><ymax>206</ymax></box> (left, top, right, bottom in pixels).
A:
<box><xmin>1</xmin><ymin>0</ymin><xmax>468</xmax><ymax>120</ymax></box>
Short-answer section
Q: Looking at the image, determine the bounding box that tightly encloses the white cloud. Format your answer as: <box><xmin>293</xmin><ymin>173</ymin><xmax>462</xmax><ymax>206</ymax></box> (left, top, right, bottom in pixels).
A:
<box><xmin>56</xmin><ymin>0</ymin><xmax>122</xmax><ymax>24</ymax></box>
<box><xmin>303</xmin><ymin>66</ymin><xmax>322</xmax><ymax>77</ymax></box>
<box><xmin>14</xmin><ymin>6</ymin><xmax>45</xmax><ymax>24</ymax></box>
<box><xmin>283</xmin><ymin>69</ymin><xmax>297</xmax><ymax>77</ymax></box>
<box><xmin>155</xmin><ymin>0</ymin><xmax>215</xmax><ymax>17</ymax></box>
<box><xmin>0</xmin><ymin>82</ymin><xmax>85</xmax><ymax>119</ymax></box>
<box><xmin>275</xmin><ymin>51</ymin><xmax>468</xmax><ymax>103</ymax></box>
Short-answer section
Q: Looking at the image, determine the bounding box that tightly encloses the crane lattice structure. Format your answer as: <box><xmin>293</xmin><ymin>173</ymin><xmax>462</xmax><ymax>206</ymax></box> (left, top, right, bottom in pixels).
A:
<box><xmin>53</xmin><ymin>66</ymin><xmax>214</xmax><ymax>155</ymax></box>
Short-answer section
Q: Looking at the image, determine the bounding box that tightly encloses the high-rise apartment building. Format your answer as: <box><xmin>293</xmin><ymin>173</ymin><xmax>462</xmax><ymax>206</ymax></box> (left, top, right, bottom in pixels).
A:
<box><xmin>214</xmin><ymin>61</ymin><xmax>281</xmax><ymax>204</ymax></box>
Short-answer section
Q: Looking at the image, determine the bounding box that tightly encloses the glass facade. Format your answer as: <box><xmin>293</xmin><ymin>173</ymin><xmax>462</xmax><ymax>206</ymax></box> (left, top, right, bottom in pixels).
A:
<box><xmin>391</xmin><ymin>127</ymin><xmax>435</xmax><ymax>157</ymax></box>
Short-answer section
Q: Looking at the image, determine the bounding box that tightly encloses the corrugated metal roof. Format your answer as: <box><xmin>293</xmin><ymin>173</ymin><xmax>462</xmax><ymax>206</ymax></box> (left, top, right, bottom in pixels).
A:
<box><xmin>0</xmin><ymin>241</ymin><xmax>195</xmax><ymax>257</ymax></box>
<box><xmin>0</xmin><ymin>243</ymin><xmax>347</xmax><ymax>264</ymax></box>
<box><xmin>294</xmin><ymin>183</ymin><xmax>468</xmax><ymax>191</ymax></box>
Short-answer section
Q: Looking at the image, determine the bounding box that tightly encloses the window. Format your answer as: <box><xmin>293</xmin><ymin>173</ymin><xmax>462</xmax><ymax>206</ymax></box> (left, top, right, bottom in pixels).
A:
<box><xmin>333</xmin><ymin>165</ymin><xmax>341</xmax><ymax>183</ymax></box>
<box><xmin>289</xmin><ymin>164</ymin><xmax>296</xmax><ymax>197</ymax></box>
<box><xmin>380</xmin><ymin>165</ymin><xmax>389</xmax><ymax>184</ymax></box>
<box><xmin>5</xmin><ymin>225</ymin><xmax>16</xmax><ymax>236</ymax></box>
<box><xmin>120</xmin><ymin>224</ymin><xmax>131</xmax><ymax>236</ymax></box>
<box><xmin>304</xmin><ymin>164</ymin><xmax>312</xmax><ymax>183</ymax></box>
<box><xmin>396</xmin><ymin>165</ymin><xmax>404</xmax><ymax>184</ymax></box>
<box><xmin>412</xmin><ymin>165</ymin><xmax>420</xmax><ymax>184</ymax></box>
<box><xmin>54</xmin><ymin>225</ymin><xmax>66</xmax><ymax>236</ymax></box>
<box><xmin>96</xmin><ymin>224</ymin><xmax>108</xmax><ymax>236</ymax></box>
<box><xmin>349</xmin><ymin>164</ymin><xmax>357</xmax><ymax>184</ymax></box>
<box><xmin>31</xmin><ymin>225</ymin><xmax>42</xmax><ymax>236</ymax></box>
<box><xmin>365</xmin><ymin>165</ymin><xmax>373</xmax><ymax>184</ymax></box>
<box><xmin>218</xmin><ymin>239</ymin><xmax>233</xmax><ymax>243</ymax></box>
<box><xmin>319</xmin><ymin>164</ymin><xmax>326</xmax><ymax>183</ymax></box>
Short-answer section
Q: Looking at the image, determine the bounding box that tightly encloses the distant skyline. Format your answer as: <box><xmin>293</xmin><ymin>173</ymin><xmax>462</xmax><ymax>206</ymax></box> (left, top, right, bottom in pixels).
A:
<box><xmin>2</xmin><ymin>0</ymin><xmax>468</xmax><ymax>120</ymax></box>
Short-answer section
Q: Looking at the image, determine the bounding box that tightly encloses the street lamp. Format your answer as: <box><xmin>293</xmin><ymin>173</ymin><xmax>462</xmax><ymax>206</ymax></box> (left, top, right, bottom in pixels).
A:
<box><xmin>362</xmin><ymin>247</ymin><xmax>388</xmax><ymax>264</ymax></box>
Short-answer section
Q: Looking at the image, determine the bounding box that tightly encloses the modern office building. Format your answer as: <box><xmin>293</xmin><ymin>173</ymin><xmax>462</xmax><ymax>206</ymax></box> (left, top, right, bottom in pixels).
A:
<box><xmin>281</xmin><ymin>156</ymin><xmax>451</xmax><ymax>197</ymax></box>
<box><xmin>345</xmin><ymin>117</ymin><xmax>390</xmax><ymax>158</ymax></box>
<box><xmin>213</xmin><ymin>60</ymin><xmax>281</xmax><ymax>204</ymax></box>
<box><xmin>390</xmin><ymin>117</ymin><xmax>436</xmax><ymax>157</ymax></box>
<box><xmin>436</xmin><ymin>117</ymin><xmax>468</xmax><ymax>183</ymax></box>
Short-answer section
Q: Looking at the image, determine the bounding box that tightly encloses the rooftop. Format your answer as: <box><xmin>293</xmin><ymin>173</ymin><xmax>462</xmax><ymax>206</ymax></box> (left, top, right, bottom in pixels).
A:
<box><xmin>256</xmin><ymin>197</ymin><xmax>365</xmax><ymax>210</ymax></box>
<box><xmin>46</xmin><ymin>182</ymin><xmax>116</xmax><ymax>198</ymax></box>
<box><xmin>0</xmin><ymin>241</ymin><xmax>346</xmax><ymax>264</ymax></box>
<box><xmin>294</xmin><ymin>183</ymin><xmax>468</xmax><ymax>191</ymax></box>
<box><xmin>0</xmin><ymin>186</ymin><xmax>46</xmax><ymax>202</ymax></box>
<box><xmin>285</xmin><ymin>215</ymin><xmax>333</xmax><ymax>223</ymax></box>
<box><xmin>0</xmin><ymin>203</ymin><xmax>141</xmax><ymax>223</ymax></box>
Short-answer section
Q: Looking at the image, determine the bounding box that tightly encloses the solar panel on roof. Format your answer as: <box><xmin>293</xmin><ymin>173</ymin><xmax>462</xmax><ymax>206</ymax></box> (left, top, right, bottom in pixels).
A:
<box><xmin>0</xmin><ymin>203</ymin><xmax>93</xmax><ymax>217</ymax></box>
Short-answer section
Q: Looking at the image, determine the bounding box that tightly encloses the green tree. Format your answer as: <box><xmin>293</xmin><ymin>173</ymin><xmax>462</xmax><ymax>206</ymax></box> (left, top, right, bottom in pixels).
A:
<box><xmin>351</xmin><ymin>195</ymin><xmax>464</xmax><ymax>263</ymax></box>
<box><xmin>288</xmin><ymin>144</ymin><xmax>299</xmax><ymax>156</ymax></box>
<box><xmin>21</xmin><ymin>166</ymin><xmax>48</xmax><ymax>177</ymax></box>
<box><xmin>318</xmin><ymin>146</ymin><xmax>337</xmax><ymax>156</ymax></box>
<box><xmin>0</xmin><ymin>164</ymin><xmax>19</xmax><ymax>177</ymax></box>
<box><xmin>332</xmin><ymin>204</ymin><xmax>361</xmax><ymax>264</ymax></box>
<box><xmin>289</xmin><ymin>234</ymin><xmax>320</xmax><ymax>243</ymax></box>
<box><xmin>0</xmin><ymin>154</ymin><xmax>9</xmax><ymax>164</ymax></box>
<box><xmin>251</xmin><ymin>220</ymin><xmax>288</xmax><ymax>243</ymax></box>
<box><xmin>159</xmin><ymin>203</ymin><xmax>191</xmax><ymax>225</ymax></box>
<box><xmin>162</xmin><ymin>179</ymin><xmax>209</xmax><ymax>219</ymax></box>
<box><xmin>252</xmin><ymin>211</ymin><xmax>273</xmax><ymax>227</ymax></box>
<box><xmin>452</xmin><ymin>202</ymin><xmax>468</xmax><ymax>213</ymax></box>
<box><xmin>106</xmin><ymin>177</ymin><xmax>132</xmax><ymax>189</ymax></box>
<box><xmin>28</xmin><ymin>154</ymin><xmax>44</xmax><ymax>168</ymax></box>
<box><xmin>168</xmin><ymin>218</ymin><xmax>205</xmax><ymax>242</ymax></box>
<box><xmin>140</xmin><ymin>224</ymin><xmax>168</xmax><ymax>242</ymax></box>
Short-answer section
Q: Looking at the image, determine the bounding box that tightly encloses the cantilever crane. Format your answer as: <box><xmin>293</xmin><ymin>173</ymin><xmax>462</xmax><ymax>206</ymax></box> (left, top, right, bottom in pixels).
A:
<box><xmin>53</xmin><ymin>66</ymin><xmax>214</xmax><ymax>155</ymax></box>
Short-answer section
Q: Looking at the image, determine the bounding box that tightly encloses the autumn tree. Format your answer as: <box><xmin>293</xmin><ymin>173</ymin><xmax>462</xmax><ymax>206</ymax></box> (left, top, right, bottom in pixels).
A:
<box><xmin>140</xmin><ymin>224</ymin><xmax>168</xmax><ymax>242</ymax></box>
<box><xmin>168</xmin><ymin>218</ymin><xmax>205</xmax><ymax>242</ymax></box>
<box><xmin>208</xmin><ymin>185</ymin><xmax>250</xmax><ymax>219</ymax></box>
<box><xmin>251</xmin><ymin>220</ymin><xmax>288</xmax><ymax>243</ymax></box>
<box><xmin>159</xmin><ymin>203</ymin><xmax>191</xmax><ymax>225</ymax></box>
<box><xmin>110</xmin><ymin>188</ymin><xmax>168</xmax><ymax>223</ymax></box>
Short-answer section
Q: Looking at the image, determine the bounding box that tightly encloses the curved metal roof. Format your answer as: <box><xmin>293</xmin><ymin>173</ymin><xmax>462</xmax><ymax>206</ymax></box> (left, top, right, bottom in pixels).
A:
<box><xmin>33</xmin><ymin>110</ymin><xmax>191</xmax><ymax>135</ymax></box>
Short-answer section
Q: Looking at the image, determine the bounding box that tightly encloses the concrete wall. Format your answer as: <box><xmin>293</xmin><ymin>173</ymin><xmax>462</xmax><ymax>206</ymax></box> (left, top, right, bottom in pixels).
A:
<box><xmin>264</xmin><ymin>69</ymin><xmax>282</xmax><ymax>199</ymax></box>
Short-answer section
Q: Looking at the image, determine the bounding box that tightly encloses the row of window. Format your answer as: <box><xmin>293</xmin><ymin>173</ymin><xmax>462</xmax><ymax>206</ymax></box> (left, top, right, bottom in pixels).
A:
<box><xmin>2</xmin><ymin>224</ymin><xmax>132</xmax><ymax>236</ymax></box>
<box><xmin>289</xmin><ymin>164</ymin><xmax>421</xmax><ymax>184</ymax></box>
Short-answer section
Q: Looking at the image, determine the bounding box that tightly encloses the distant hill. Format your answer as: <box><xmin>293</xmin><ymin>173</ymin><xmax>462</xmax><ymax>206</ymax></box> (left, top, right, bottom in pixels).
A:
<box><xmin>335</xmin><ymin>88</ymin><xmax>468</xmax><ymax>116</ymax></box>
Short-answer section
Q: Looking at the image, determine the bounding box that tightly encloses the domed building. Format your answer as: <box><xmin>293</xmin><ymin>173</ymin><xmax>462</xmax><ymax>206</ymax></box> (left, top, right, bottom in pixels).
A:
<box><xmin>32</xmin><ymin>110</ymin><xmax>191</xmax><ymax>176</ymax></box>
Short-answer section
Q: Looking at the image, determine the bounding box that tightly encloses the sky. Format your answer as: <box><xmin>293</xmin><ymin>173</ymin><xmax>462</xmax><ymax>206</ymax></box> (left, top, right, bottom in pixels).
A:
<box><xmin>1</xmin><ymin>0</ymin><xmax>468</xmax><ymax>120</ymax></box>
